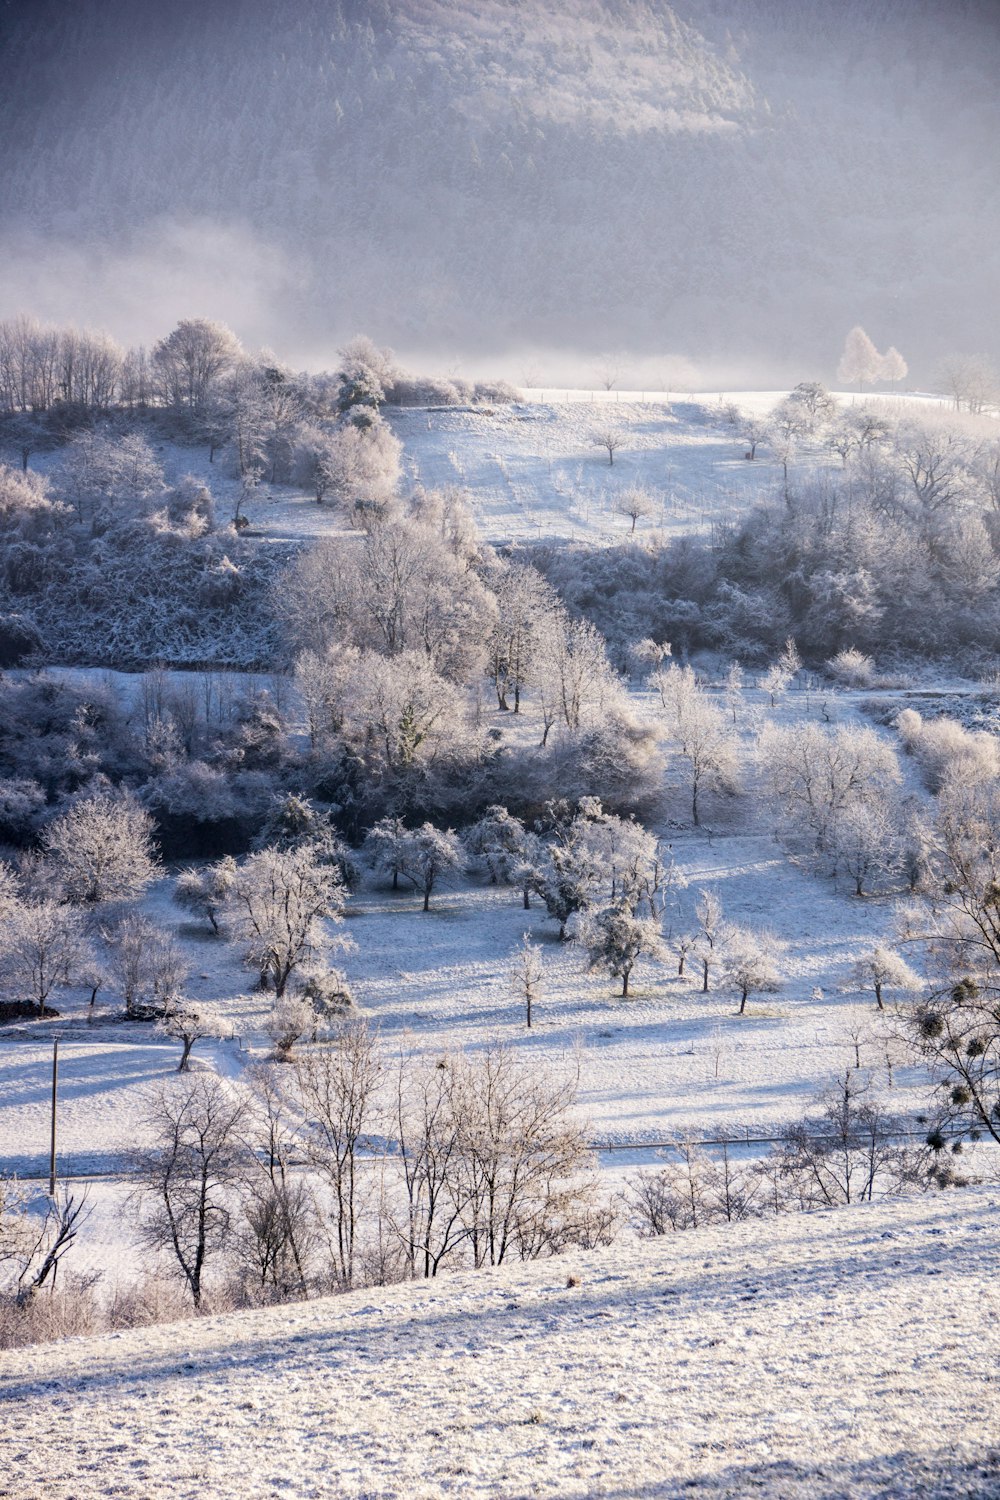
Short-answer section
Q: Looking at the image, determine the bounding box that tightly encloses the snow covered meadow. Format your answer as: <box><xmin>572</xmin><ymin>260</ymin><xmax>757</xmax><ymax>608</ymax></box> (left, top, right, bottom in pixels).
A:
<box><xmin>4</xmin><ymin>1187</ymin><xmax>1000</xmax><ymax>1500</ymax></box>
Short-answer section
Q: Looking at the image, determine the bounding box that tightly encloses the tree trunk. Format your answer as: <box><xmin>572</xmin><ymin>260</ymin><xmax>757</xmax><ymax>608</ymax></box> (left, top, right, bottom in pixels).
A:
<box><xmin>874</xmin><ymin>981</ymin><xmax>884</xmax><ymax>1010</ymax></box>
<box><xmin>423</xmin><ymin>889</ymin><xmax>430</xmax><ymax>912</ymax></box>
<box><xmin>692</xmin><ymin>779</ymin><xmax>700</xmax><ymax>826</ymax></box>
<box><xmin>621</xmin><ymin>969</ymin><xmax>630</xmax><ymax>998</ymax></box>
<box><xmin>739</xmin><ymin>988</ymin><xmax>748</xmax><ymax>1015</ymax></box>
<box><xmin>178</xmin><ymin>1036</ymin><xmax>195</xmax><ymax>1072</ymax></box>
<box><xmin>702</xmin><ymin>958</ymin><xmax>709</xmax><ymax>993</ymax></box>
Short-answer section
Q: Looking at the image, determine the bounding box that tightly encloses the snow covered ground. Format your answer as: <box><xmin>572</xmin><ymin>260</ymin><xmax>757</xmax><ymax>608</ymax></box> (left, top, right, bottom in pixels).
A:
<box><xmin>21</xmin><ymin>388</ymin><xmax>951</xmax><ymax>554</ymax></box>
<box><xmin>3</xmin><ymin>1186</ymin><xmax>999</xmax><ymax>1499</ymax></box>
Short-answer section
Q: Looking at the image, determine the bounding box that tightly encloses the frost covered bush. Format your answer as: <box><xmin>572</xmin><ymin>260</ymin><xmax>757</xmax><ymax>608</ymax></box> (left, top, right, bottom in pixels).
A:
<box><xmin>827</xmin><ymin>648</ymin><xmax>876</xmax><ymax>687</ymax></box>
<box><xmin>895</xmin><ymin>708</ymin><xmax>1000</xmax><ymax>792</ymax></box>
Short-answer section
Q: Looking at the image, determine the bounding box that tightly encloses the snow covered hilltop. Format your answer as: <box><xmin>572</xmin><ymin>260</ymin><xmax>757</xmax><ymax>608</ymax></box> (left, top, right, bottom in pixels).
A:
<box><xmin>4</xmin><ymin>1189</ymin><xmax>999</xmax><ymax>1500</ymax></box>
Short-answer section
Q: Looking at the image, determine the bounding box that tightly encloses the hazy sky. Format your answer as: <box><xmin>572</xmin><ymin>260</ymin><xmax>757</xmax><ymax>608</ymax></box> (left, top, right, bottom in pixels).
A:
<box><xmin>1</xmin><ymin>0</ymin><xmax>997</xmax><ymax>385</ymax></box>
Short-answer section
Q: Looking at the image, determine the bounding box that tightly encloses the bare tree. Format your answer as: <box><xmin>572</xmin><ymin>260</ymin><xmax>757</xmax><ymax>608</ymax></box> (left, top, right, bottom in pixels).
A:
<box><xmin>294</xmin><ymin>1021</ymin><xmax>384</xmax><ymax>1288</ymax></box>
<box><xmin>593</xmin><ymin>427</ymin><xmax>624</xmax><ymax>466</ymax></box>
<box><xmin>0</xmin><ymin>1184</ymin><xmax>91</xmax><ymax>1307</ymax></box>
<box><xmin>129</xmin><ymin>1077</ymin><xmax>248</xmax><ymax>1307</ymax></box>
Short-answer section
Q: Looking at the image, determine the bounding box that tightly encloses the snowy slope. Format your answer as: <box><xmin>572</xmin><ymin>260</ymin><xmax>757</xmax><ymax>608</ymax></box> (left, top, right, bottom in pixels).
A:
<box><xmin>2</xmin><ymin>1188</ymin><xmax>999</xmax><ymax>1499</ymax></box>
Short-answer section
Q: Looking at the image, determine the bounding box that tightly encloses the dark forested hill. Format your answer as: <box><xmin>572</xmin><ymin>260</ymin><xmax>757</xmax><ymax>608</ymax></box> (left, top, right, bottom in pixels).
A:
<box><xmin>0</xmin><ymin>0</ymin><xmax>996</xmax><ymax>381</ymax></box>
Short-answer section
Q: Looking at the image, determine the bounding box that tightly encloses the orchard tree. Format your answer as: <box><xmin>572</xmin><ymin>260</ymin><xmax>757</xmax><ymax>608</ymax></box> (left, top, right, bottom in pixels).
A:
<box><xmin>593</xmin><ymin>426</ymin><xmax>624</xmax><ymax>466</ymax></box>
<box><xmin>42</xmin><ymin>793</ymin><xmax>159</xmax><ymax>905</ymax></box>
<box><xmin>159</xmin><ymin>1003</ymin><xmax>228</xmax><ymax>1071</ymax></box>
<box><xmin>720</xmin><ymin>925</ymin><xmax>784</xmax><ymax>1014</ymax></box>
<box><xmin>837</xmin><ymin>326</ymin><xmax>882</xmax><ymax>391</ymax></box>
<box><xmin>509</xmin><ymin>933</ymin><xmax>544</xmax><ymax>1027</ymax></box>
<box><xmin>583</xmin><ymin>902</ymin><xmax>667</xmax><ymax>997</ymax></box>
<box><xmin>225</xmin><ymin>844</ymin><xmax>347</xmax><ymax>996</ymax></box>
<box><xmin>853</xmin><ymin>947</ymin><xmax>921</xmax><ymax>1010</ymax></box>
<box><xmin>1</xmin><ymin>899</ymin><xmax>88</xmax><ymax>1014</ymax></box>
<box><xmin>694</xmin><ymin>888</ymin><xmax>724</xmax><ymax>993</ymax></box>
<box><xmin>266</xmin><ymin>995</ymin><xmax>321</xmax><ymax>1060</ymax></box>
<box><xmin>615</xmin><ymin>486</ymin><xmax>655</xmax><ymax>534</ymax></box>
<box><xmin>174</xmin><ymin>858</ymin><xmax>237</xmax><ymax>935</ymax></box>
<box><xmin>395</xmin><ymin>825</ymin><xmax>465</xmax><ymax>912</ymax></box>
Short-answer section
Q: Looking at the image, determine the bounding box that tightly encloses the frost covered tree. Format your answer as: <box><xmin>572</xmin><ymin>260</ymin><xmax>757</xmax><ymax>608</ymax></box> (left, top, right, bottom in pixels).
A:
<box><xmin>159</xmin><ymin>1003</ymin><xmax>227</xmax><ymax>1071</ymax></box>
<box><xmin>465</xmin><ymin>806</ymin><xmax>540</xmax><ymax>909</ymax></box>
<box><xmin>482</xmin><ymin>560</ymin><xmax>554</xmax><ymax>712</ymax></box>
<box><xmin>694</xmin><ymin>888</ymin><xmax>724</xmax><ymax>993</ymax></box>
<box><xmin>719</xmin><ymin>925</ymin><xmax>784</xmax><ymax>1014</ymax></box>
<box><xmin>42</xmin><ymin>793</ymin><xmax>159</xmax><ymax>905</ymax></box>
<box><xmin>266</xmin><ymin>994</ymin><xmax>321</xmax><ymax>1060</ymax></box>
<box><xmin>583</xmin><ymin>901</ymin><xmax>667</xmax><ymax>997</ymax></box>
<box><xmin>152</xmin><ymin>319</ymin><xmax>242</xmax><ymax>411</ymax></box>
<box><xmin>785</xmin><ymin>381</ymin><xmax>837</xmax><ymax>426</ymax></box>
<box><xmin>837</xmin><ymin>326</ymin><xmax>882</xmax><ymax>391</ymax></box>
<box><xmin>59</xmin><ymin>430</ymin><xmax>164</xmax><ymax>525</ymax></box>
<box><xmin>534</xmin><ymin>611</ymin><xmax>620</xmax><ymax>744</ymax></box>
<box><xmin>829</xmin><ymin>799</ymin><xmax>901</xmax><ymax>896</ymax></box>
<box><xmin>0</xmin><ymin>899</ymin><xmax>88</xmax><ymax>1014</ymax></box>
<box><xmin>509</xmin><ymin>932</ymin><xmax>544</xmax><ymax>1027</ymax></box>
<box><xmin>757</xmin><ymin>722</ymin><xmax>901</xmax><ymax>851</ymax></box>
<box><xmin>650</xmin><ymin>662</ymin><xmax>738</xmax><ymax>824</ymax></box>
<box><xmin>104</xmin><ymin>914</ymin><xmax>188</xmax><ymax>1018</ymax></box>
<box><xmin>879</xmin><ymin>347</ymin><xmax>908</xmax><ymax>388</ymax></box>
<box><xmin>739</xmin><ymin>411</ymin><xmax>769</xmax><ymax>461</ymax></box>
<box><xmin>760</xmin><ymin>638</ymin><xmax>801</xmax><ymax>707</ymax></box>
<box><xmin>294</xmin><ymin>1019</ymin><xmax>385</xmax><ymax>1287</ymax></box>
<box><xmin>853</xmin><ymin>947</ymin><xmax>921</xmax><ymax>1010</ymax></box>
<box><xmin>225</xmin><ymin>845</ymin><xmax>347</xmax><ymax>995</ymax></box>
<box><xmin>173</xmin><ymin>858</ymin><xmax>237</xmax><ymax>934</ymax></box>
<box><xmin>615</xmin><ymin>486</ymin><xmax>655</xmax><ymax>534</ymax></box>
<box><xmin>593</xmin><ymin>426</ymin><xmax>624</xmax><ymax>465</ymax></box>
<box><xmin>394</xmin><ymin>824</ymin><xmax>465</xmax><ymax>911</ymax></box>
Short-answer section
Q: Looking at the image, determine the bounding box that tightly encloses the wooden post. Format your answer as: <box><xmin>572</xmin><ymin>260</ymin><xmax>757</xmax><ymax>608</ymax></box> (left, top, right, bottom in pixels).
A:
<box><xmin>49</xmin><ymin>1039</ymin><xmax>59</xmax><ymax>1198</ymax></box>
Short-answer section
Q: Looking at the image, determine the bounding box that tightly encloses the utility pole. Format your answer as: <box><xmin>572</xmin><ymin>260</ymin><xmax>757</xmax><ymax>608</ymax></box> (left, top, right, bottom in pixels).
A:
<box><xmin>49</xmin><ymin>1039</ymin><xmax>59</xmax><ymax>1198</ymax></box>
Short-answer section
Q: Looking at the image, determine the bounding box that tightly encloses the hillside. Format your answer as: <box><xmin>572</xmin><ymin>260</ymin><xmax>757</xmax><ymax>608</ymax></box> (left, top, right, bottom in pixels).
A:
<box><xmin>3</xmin><ymin>1189</ymin><xmax>999</xmax><ymax>1499</ymax></box>
<box><xmin>0</xmin><ymin>1</ymin><xmax>997</xmax><ymax>381</ymax></box>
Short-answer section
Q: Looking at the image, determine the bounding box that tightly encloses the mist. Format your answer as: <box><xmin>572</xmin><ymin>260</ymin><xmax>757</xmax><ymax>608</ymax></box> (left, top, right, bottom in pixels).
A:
<box><xmin>1</xmin><ymin>0</ymin><xmax>997</xmax><ymax>386</ymax></box>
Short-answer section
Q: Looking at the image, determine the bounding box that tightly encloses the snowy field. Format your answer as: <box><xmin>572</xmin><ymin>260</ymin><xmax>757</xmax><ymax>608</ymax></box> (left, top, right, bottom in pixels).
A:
<box><xmin>3</xmin><ymin>1187</ymin><xmax>999</xmax><ymax>1500</ymax></box>
<box><xmin>19</xmin><ymin>388</ymin><xmax>954</xmax><ymax>553</ymax></box>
